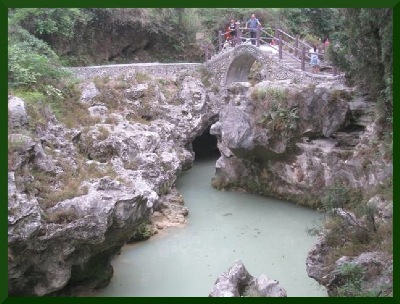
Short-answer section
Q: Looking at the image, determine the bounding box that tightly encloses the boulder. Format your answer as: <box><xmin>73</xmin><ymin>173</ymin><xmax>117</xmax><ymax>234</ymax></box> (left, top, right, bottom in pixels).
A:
<box><xmin>209</xmin><ymin>260</ymin><xmax>287</xmax><ymax>297</ymax></box>
<box><xmin>80</xmin><ymin>82</ymin><xmax>99</xmax><ymax>103</ymax></box>
<box><xmin>8</xmin><ymin>96</ymin><xmax>29</xmax><ymax>129</ymax></box>
<box><xmin>125</xmin><ymin>83</ymin><xmax>148</xmax><ymax>99</ymax></box>
<box><xmin>327</xmin><ymin>252</ymin><xmax>393</xmax><ymax>296</ymax></box>
<box><xmin>306</xmin><ymin>210</ymin><xmax>393</xmax><ymax>296</ymax></box>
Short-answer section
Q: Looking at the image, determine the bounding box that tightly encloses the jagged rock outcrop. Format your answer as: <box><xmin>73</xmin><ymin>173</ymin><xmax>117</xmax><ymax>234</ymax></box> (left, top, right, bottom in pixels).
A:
<box><xmin>211</xmin><ymin>80</ymin><xmax>391</xmax><ymax>208</ymax></box>
<box><xmin>8</xmin><ymin>96</ymin><xmax>29</xmax><ymax>129</ymax></box>
<box><xmin>8</xmin><ymin>70</ymin><xmax>219</xmax><ymax>296</ymax></box>
<box><xmin>306</xmin><ymin>196</ymin><xmax>393</xmax><ymax>296</ymax></box>
<box><xmin>209</xmin><ymin>260</ymin><xmax>287</xmax><ymax>297</ymax></box>
<box><xmin>211</xmin><ymin>79</ymin><xmax>392</xmax><ymax>296</ymax></box>
<box><xmin>151</xmin><ymin>187</ymin><xmax>189</xmax><ymax>230</ymax></box>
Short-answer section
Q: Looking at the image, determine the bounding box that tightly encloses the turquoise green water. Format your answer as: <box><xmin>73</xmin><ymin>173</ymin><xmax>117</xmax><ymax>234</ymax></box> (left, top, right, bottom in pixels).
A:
<box><xmin>96</xmin><ymin>158</ymin><xmax>327</xmax><ymax>297</ymax></box>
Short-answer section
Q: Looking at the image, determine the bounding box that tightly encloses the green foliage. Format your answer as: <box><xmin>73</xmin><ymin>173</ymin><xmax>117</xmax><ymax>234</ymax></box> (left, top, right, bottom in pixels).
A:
<box><xmin>9</xmin><ymin>8</ymin><xmax>90</xmax><ymax>37</ymax></box>
<box><xmin>334</xmin><ymin>262</ymin><xmax>389</xmax><ymax>296</ymax></box>
<box><xmin>278</xmin><ymin>8</ymin><xmax>335</xmax><ymax>38</ymax></box>
<box><xmin>130</xmin><ymin>222</ymin><xmax>153</xmax><ymax>242</ymax></box>
<box><xmin>328</xmin><ymin>9</ymin><xmax>392</xmax><ymax>117</ymax></box>
<box><xmin>8</xmin><ymin>25</ymin><xmax>68</xmax><ymax>89</ymax></box>
<box><xmin>321</xmin><ymin>184</ymin><xmax>350</xmax><ymax>212</ymax></box>
<box><xmin>256</xmin><ymin>88</ymin><xmax>299</xmax><ymax>132</ymax></box>
<box><xmin>335</xmin><ymin>262</ymin><xmax>364</xmax><ymax>296</ymax></box>
<box><xmin>135</xmin><ymin>72</ymin><xmax>151</xmax><ymax>84</ymax></box>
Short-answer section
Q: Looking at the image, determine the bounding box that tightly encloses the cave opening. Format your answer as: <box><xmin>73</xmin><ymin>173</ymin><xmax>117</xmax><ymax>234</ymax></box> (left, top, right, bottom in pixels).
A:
<box><xmin>192</xmin><ymin>126</ymin><xmax>220</xmax><ymax>160</ymax></box>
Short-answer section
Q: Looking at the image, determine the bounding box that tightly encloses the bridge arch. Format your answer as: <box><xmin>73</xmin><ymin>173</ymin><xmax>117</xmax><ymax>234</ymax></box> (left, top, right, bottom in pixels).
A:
<box><xmin>224</xmin><ymin>45</ymin><xmax>270</xmax><ymax>86</ymax></box>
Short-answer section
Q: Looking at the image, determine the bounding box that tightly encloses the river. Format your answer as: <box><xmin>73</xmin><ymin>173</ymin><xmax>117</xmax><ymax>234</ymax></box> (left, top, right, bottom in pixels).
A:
<box><xmin>96</xmin><ymin>157</ymin><xmax>327</xmax><ymax>297</ymax></box>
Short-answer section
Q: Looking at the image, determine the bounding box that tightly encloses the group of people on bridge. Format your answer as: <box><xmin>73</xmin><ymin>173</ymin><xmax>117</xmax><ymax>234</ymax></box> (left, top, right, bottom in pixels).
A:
<box><xmin>218</xmin><ymin>14</ymin><xmax>336</xmax><ymax>76</ymax></box>
<box><xmin>224</xmin><ymin>13</ymin><xmax>261</xmax><ymax>47</ymax></box>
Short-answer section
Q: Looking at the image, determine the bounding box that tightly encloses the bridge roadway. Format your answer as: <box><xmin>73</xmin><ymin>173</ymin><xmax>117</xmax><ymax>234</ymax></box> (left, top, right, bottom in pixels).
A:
<box><xmin>206</xmin><ymin>43</ymin><xmax>342</xmax><ymax>86</ymax></box>
<box><xmin>69</xmin><ymin>44</ymin><xmax>342</xmax><ymax>86</ymax></box>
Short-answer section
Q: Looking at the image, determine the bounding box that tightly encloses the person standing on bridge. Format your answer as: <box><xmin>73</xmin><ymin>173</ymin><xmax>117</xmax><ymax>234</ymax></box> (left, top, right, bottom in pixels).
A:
<box><xmin>310</xmin><ymin>46</ymin><xmax>320</xmax><ymax>73</ymax></box>
<box><xmin>245</xmin><ymin>13</ymin><xmax>261</xmax><ymax>45</ymax></box>
<box><xmin>228</xmin><ymin>19</ymin><xmax>237</xmax><ymax>46</ymax></box>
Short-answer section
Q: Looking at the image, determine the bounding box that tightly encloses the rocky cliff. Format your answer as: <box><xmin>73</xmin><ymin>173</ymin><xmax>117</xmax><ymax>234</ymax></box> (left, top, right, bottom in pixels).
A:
<box><xmin>8</xmin><ymin>63</ymin><xmax>392</xmax><ymax>296</ymax></box>
<box><xmin>210</xmin><ymin>79</ymin><xmax>392</xmax><ymax>295</ymax></box>
<box><xmin>8</xmin><ymin>70</ymin><xmax>219</xmax><ymax>296</ymax></box>
<box><xmin>211</xmin><ymin>80</ymin><xmax>391</xmax><ymax>208</ymax></box>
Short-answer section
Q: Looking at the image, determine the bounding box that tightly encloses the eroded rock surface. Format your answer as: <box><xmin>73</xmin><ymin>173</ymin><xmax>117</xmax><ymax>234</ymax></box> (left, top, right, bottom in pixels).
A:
<box><xmin>211</xmin><ymin>80</ymin><xmax>391</xmax><ymax>208</ymax></box>
<box><xmin>305</xmin><ymin>195</ymin><xmax>393</xmax><ymax>296</ymax></box>
<box><xmin>211</xmin><ymin>79</ymin><xmax>392</xmax><ymax>296</ymax></box>
<box><xmin>8</xmin><ymin>71</ymin><xmax>219</xmax><ymax>296</ymax></box>
<box><xmin>209</xmin><ymin>260</ymin><xmax>287</xmax><ymax>297</ymax></box>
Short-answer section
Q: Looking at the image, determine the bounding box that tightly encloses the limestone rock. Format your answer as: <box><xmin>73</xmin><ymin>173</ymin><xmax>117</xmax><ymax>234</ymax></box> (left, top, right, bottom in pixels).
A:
<box><xmin>227</xmin><ymin>82</ymin><xmax>251</xmax><ymax>96</ymax></box>
<box><xmin>212</xmin><ymin>79</ymin><xmax>391</xmax><ymax>208</ymax></box>
<box><xmin>80</xmin><ymin>81</ymin><xmax>99</xmax><ymax>103</ymax></box>
<box><xmin>366</xmin><ymin>196</ymin><xmax>393</xmax><ymax>223</ymax></box>
<box><xmin>151</xmin><ymin>187</ymin><xmax>189</xmax><ymax>231</ymax></box>
<box><xmin>125</xmin><ymin>83</ymin><xmax>148</xmax><ymax>99</ymax></box>
<box><xmin>8</xmin><ymin>72</ymin><xmax>219</xmax><ymax>296</ymax></box>
<box><xmin>209</xmin><ymin>260</ymin><xmax>287</xmax><ymax>297</ymax></box>
<box><xmin>8</xmin><ymin>96</ymin><xmax>29</xmax><ymax>129</ymax></box>
<box><xmin>178</xmin><ymin>76</ymin><xmax>206</xmax><ymax>112</ymax></box>
<box><xmin>254</xmin><ymin>274</ymin><xmax>288</xmax><ymax>297</ymax></box>
<box><xmin>328</xmin><ymin>252</ymin><xmax>393</xmax><ymax>296</ymax></box>
<box><xmin>306</xmin><ymin>207</ymin><xmax>393</xmax><ymax>296</ymax></box>
<box><xmin>88</xmin><ymin>105</ymin><xmax>108</xmax><ymax>118</ymax></box>
<box><xmin>306</xmin><ymin>236</ymin><xmax>332</xmax><ymax>286</ymax></box>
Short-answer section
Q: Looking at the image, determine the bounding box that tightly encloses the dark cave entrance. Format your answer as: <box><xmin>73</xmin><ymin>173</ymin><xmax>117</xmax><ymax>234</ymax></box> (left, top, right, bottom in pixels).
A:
<box><xmin>192</xmin><ymin>126</ymin><xmax>220</xmax><ymax>160</ymax></box>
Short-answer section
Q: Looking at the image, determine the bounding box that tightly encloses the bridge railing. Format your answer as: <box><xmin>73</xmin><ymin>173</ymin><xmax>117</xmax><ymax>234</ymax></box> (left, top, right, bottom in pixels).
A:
<box><xmin>209</xmin><ymin>25</ymin><xmax>338</xmax><ymax>76</ymax></box>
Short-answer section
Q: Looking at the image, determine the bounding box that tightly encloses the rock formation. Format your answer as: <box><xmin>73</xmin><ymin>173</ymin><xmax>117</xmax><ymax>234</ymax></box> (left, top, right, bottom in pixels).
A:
<box><xmin>8</xmin><ymin>62</ymin><xmax>392</xmax><ymax>296</ymax></box>
<box><xmin>211</xmin><ymin>80</ymin><xmax>391</xmax><ymax>208</ymax></box>
<box><xmin>306</xmin><ymin>196</ymin><xmax>393</xmax><ymax>296</ymax></box>
<box><xmin>7</xmin><ymin>70</ymin><xmax>219</xmax><ymax>296</ymax></box>
<box><xmin>210</xmin><ymin>79</ymin><xmax>392</xmax><ymax>296</ymax></box>
<box><xmin>209</xmin><ymin>260</ymin><xmax>287</xmax><ymax>297</ymax></box>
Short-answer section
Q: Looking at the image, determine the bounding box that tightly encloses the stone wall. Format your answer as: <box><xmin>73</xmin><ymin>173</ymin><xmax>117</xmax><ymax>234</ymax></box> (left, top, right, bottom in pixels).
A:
<box><xmin>69</xmin><ymin>62</ymin><xmax>202</xmax><ymax>80</ymax></box>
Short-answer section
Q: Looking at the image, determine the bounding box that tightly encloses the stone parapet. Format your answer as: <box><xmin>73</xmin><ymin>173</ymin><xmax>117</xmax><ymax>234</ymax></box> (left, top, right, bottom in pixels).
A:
<box><xmin>69</xmin><ymin>62</ymin><xmax>202</xmax><ymax>80</ymax></box>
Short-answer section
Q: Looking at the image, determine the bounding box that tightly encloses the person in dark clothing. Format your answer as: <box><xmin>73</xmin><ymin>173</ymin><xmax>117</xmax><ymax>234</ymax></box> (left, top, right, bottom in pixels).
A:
<box><xmin>228</xmin><ymin>19</ymin><xmax>236</xmax><ymax>46</ymax></box>
<box><xmin>245</xmin><ymin>13</ymin><xmax>261</xmax><ymax>45</ymax></box>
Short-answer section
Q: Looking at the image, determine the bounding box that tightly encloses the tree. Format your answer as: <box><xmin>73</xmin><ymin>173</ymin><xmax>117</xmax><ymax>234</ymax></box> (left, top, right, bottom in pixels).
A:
<box><xmin>278</xmin><ymin>8</ymin><xmax>335</xmax><ymax>38</ymax></box>
<box><xmin>9</xmin><ymin>8</ymin><xmax>89</xmax><ymax>37</ymax></box>
<box><xmin>328</xmin><ymin>8</ymin><xmax>392</xmax><ymax>119</ymax></box>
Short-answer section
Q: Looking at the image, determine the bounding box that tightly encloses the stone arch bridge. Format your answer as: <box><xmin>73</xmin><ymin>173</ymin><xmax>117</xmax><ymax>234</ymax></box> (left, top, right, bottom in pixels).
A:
<box><xmin>70</xmin><ymin>45</ymin><xmax>341</xmax><ymax>86</ymax></box>
<box><xmin>204</xmin><ymin>44</ymin><xmax>341</xmax><ymax>86</ymax></box>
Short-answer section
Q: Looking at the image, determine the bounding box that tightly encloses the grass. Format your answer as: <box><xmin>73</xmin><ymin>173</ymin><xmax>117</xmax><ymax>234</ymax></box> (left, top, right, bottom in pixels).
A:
<box><xmin>251</xmin><ymin>87</ymin><xmax>300</xmax><ymax>144</ymax></box>
<box><xmin>135</xmin><ymin>72</ymin><xmax>151</xmax><ymax>83</ymax></box>
<box><xmin>318</xmin><ymin>181</ymin><xmax>393</xmax><ymax>268</ymax></box>
<box><xmin>12</xmin><ymin>82</ymin><xmax>100</xmax><ymax>130</ymax></box>
<box><xmin>197</xmin><ymin>65</ymin><xmax>212</xmax><ymax>87</ymax></box>
<box><xmin>15</xmin><ymin>151</ymin><xmax>118</xmax><ymax>211</ymax></box>
<box><xmin>96</xmin><ymin>125</ymin><xmax>110</xmax><ymax>141</ymax></box>
<box><xmin>156</xmin><ymin>78</ymin><xmax>181</xmax><ymax>104</ymax></box>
